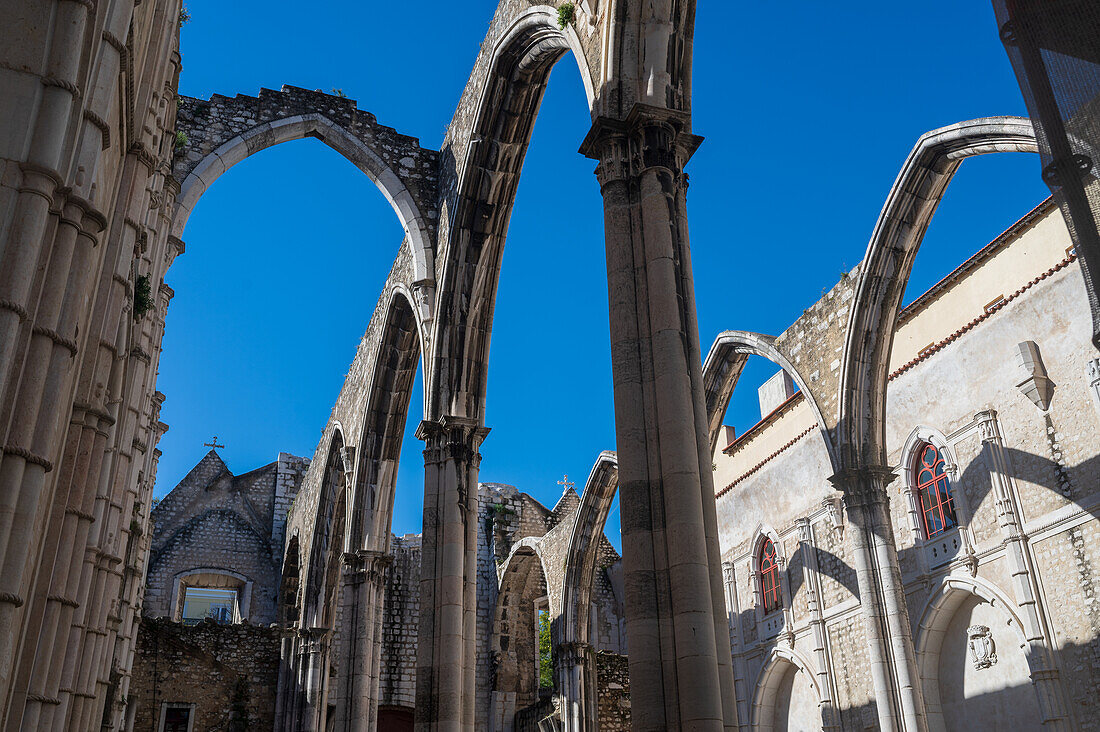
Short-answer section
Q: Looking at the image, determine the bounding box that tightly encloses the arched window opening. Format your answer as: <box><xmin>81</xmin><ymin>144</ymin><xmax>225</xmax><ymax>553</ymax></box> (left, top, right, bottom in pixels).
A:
<box><xmin>759</xmin><ymin>538</ymin><xmax>782</xmax><ymax>614</ymax></box>
<box><xmin>914</xmin><ymin>442</ymin><xmax>958</xmax><ymax>539</ymax></box>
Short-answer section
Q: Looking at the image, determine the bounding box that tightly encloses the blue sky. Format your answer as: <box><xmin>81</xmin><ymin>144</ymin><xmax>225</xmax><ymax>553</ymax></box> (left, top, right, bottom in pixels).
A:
<box><xmin>157</xmin><ymin>2</ymin><xmax>1050</xmax><ymax>546</ymax></box>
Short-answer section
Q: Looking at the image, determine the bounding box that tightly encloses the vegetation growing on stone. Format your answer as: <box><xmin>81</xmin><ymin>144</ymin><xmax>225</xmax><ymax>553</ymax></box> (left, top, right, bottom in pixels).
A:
<box><xmin>557</xmin><ymin>2</ymin><xmax>575</xmax><ymax>29</ymax></box>
<box><xmin>174</xmin><ymin>130</ymin><xmax>188</xmax><ymax>153</ymax></box>
<box><xmin>133</xmin><ymin>274</ymin><xmax>153</xmax><ymax>320</ymax></box>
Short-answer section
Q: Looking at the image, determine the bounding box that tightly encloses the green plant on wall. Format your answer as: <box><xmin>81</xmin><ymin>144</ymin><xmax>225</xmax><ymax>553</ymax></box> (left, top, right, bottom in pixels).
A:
<box><xmin>538</xmin><ymin>608</ymin><xmax>553</xmax><ymax>688</ymax></box>
<box><xmin>133</xmin><ymin>275</ymin><xmax>152</xmax><ymax>320</ymax></box>
<box><xmin>557</xmin><ymin>2</ymin><xmax>575</xmax><ymax>29</ymax></box>
<box><xmin>178</xmin><ymin>6</ymin><xmax>190</xmax><ymax>25</ymax></box>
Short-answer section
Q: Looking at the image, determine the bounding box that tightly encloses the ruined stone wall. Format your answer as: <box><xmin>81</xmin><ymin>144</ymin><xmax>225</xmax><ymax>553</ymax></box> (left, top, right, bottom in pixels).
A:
<box><xmin>595</xmin><ymin>651</ymin><xmax>631</xmax><ymax>730</ymax></box>
<box><xmin>131</xmin><ymin>618</ymin><xmax>281</xmax><ymax>732</ymax></box>
<box><xmin>379</xmin><ymin>535</ymin><xmax>421</xmax><ymax>709</ymax></box>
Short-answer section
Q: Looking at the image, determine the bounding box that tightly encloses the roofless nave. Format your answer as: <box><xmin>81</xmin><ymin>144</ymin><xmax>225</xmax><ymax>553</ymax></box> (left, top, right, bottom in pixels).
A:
<box><xmin>0</xmin><ymin>1</ymin><xmax>1098</xmax><ymax>731</ymax></box>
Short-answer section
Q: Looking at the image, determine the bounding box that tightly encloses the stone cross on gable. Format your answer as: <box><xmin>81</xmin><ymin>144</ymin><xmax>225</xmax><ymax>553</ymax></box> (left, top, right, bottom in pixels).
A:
<box><xmin>203</xmin><ymin>435</ymin><xmax>225</xmax><ymax>450</ymax></box>
<box><xmin>557</xmin><ymin>474</ymin><xmax>575</xmax><ymax>492</ymax></box>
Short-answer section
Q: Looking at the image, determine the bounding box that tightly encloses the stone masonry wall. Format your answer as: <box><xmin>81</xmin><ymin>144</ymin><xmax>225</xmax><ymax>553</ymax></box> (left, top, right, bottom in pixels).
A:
<box><xmin>379</xmin><ymin>534</ymin><xmax>421</xmax><ymax>710</ymax></box>
<box><xmin>131</xmin><ymin>618</ymin><xmax>281</xmax><ymax>732</ymax></box>
<box><xmin>145</xmin><ymin>451</ymin><xmax>307</xmax><ymax>624</ymax></box>
<box><xmin>595</xmin><ymin>651</ymin><xmax>631</xmax><ymax>731</ymax></box>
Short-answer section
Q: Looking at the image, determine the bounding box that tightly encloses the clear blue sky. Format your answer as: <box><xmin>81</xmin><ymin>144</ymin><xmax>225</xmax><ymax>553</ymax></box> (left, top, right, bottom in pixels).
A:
<box><xmin>157</xmin><ymin>1</ymin><xmax>1049</xmax><ymax>546</ymax></box>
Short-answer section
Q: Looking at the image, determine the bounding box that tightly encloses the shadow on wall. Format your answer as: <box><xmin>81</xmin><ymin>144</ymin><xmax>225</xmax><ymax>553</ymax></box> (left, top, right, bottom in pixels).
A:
<box><xmin>744</xmin><ymin>634</ymin><xmax>1095</xmax><ymax>731</ymax></box>
<box><xmin>739</xmin><ymin>445</ymin><xmax>1100</xmax><ymax>728</ymax></box>
<box><xmin>782</xmin><ymin>446</ymin><xmax>1100</xmax><ymax>605</ymax></box>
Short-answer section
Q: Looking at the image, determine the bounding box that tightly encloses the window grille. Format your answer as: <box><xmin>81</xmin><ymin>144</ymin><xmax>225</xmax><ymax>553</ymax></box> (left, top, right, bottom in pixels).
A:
<box><xmin>758</xmin><ymin>538</ymin><xmax>782</xmax><ymax>614</ymax></box>
<box><xmin>914</xmin><ymin>442</ymin><xmax>958</xmax><ymax>538</ymax></box>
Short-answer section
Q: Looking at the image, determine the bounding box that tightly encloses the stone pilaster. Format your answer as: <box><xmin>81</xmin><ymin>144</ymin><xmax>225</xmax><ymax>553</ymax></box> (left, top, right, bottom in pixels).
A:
<box><xmin>580</xmin><ymin>104</ymin><xmax>735</xmax><ymax>731</ymax></box>
<box><xmin>974</xmin><ymin>410</ymin><xmax>1071</xmax><ymax>729</ymax></box>
<box><xmin>795</xmin><ymin>518</ymin><xmax>840</xmax><ymax>731</ymax></box>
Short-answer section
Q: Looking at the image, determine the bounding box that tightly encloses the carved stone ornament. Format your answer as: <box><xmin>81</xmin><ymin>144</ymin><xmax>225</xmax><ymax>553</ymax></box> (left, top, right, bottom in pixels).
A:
<box><xmin>967</xmin><ymin>624</ymin><xmax>998</xmax><ymax>670</ymax></box>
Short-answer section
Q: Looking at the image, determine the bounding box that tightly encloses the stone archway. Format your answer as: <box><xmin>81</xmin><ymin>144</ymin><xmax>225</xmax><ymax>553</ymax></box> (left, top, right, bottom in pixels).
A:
<box><xmin>837</xmin><ymin>117</ymin><xmax>1038</xmax><ymax>473</ymax></box>
<box><xmin>558</xmin><ymin>451</ymin><xmax>618</xmax><ymax>731</ymax></box>
<box><xmin>913</xmin><ymin>576</ymin><xmax>1042</xmax><ymax>732</ymax></box>
<box><xmin>280</xmin><ymin>429</ymin><xmax>351</xmax><ymax>732</ymax></box>
<box><xmin>492</xmin><ymin>540</ymin><xmax>557</xmax><ymax>730</ymax></box>
<box><xmin>751</xmin><ymin>649</ymin><xmax>826</xmax><ymax>732</ymax></box>
<box><xmin>415</xmin><ymin>0</ymin><xmax>737</xmax><ymax>726</ymax></box>
<box><xmin>171</xmin><ymin>85</ymin><xmax>440</xmax><ymax>286</ymax></box>
<box><xmin>831</xmin><ymin>116</ymin><xmax>1039</xmax><ymax>732</ymax></box>
<box><xmin>702</xmin><ymin>330</ymin><xmax>840</xmax><ymax>466</ymax></box>
<box><xmin>335</xmin><ymin>286</ymin><xmax>426</xmax><ymax>731</ymax></box>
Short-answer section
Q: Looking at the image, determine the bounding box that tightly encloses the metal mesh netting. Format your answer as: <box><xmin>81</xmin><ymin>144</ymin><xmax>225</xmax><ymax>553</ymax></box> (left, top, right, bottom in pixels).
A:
<box><xmin>992</xmin><ymin>0</ymin><xmax>1100</xmax><ymax>348</ymax></box>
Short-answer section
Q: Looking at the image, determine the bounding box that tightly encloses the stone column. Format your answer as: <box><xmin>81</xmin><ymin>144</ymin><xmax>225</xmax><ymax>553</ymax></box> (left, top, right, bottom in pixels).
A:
<box><xmin>975</xmin><ymin>410</ymin><xmax>1071</xmax><ymax>728</ymax></box>
<box><xmin>414</xmin><ymin>417</ymin><xmax>489</xmax><ymax>731</ymax></box>
<box><xmin>300</xmin><ymin>627</ymin><xmax>333</xmax><ymax>732</ymax></box>
<box><xmin>795</xmin><ymin>518</ymin><xmax>840</xmax><ymax>731</ymax></box>
<box><xmin>830</xmin><ymin>468</ymin><xmax>927</xmax><ymax>732</ymax></box>
<box><xmin>336</xmin><ymin>550</ymin><xmax>391</xmax><ymax>732</ymax></box>
<box><xmin>555</xmin><ymin>640</ymin><xmax>593</xmax><ymax>731</ymax></box>
<box><xmin>580</xmin><ymin>105</ymin><xmax>736</xmax><ymax>731</ymax></box>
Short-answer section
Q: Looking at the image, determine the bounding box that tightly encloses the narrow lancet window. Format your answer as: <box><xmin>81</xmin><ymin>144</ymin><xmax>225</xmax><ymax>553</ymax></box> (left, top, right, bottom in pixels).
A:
<box><xmin>915</xmin><ymin>442</ymin><xmax>958</xmax><ymax>538</ymax></box>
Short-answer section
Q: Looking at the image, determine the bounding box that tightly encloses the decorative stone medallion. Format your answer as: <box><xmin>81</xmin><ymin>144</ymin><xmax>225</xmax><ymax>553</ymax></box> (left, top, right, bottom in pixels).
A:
<box><xmin>966</xmin><ymin>624</ymin><xmax>998</xmax><ymax>670</ymax></box>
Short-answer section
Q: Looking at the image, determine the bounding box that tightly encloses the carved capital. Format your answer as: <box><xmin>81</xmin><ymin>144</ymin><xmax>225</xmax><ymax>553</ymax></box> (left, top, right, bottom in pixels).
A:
<box><xmin>821</xmin><ymin>494</ymin><xmax>845</xmax><ymax>539</ymax></box>
<box><xmin>297</xmin><ymin>626</ymin><xmax>332</xmax><ymax>654</ymax></box>
<box><xmin>579</xmin><ymin>103</ymin><xmax>703</xmax><ymax>187</ymax></box>
<box><xmin>975</xmin><ymin>409</ymin><xmax>1001</xmax><ymax>444</ymax></box>
<box><xmin>721</xmin><ymin>560</ymin><xmax>735</xmax><ymax>586</ymax></box>
<box><xmin>829</xmin><ymin>466</ymin><xmax>897</xmax><ymax>508</ymax></box>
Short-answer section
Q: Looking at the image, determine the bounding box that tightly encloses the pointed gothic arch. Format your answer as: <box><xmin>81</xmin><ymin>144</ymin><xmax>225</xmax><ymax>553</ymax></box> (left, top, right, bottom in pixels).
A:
<box><xmin>170</xmin><ymin>87</ymin><xmax>439</xmax><ymax>286</ymax></box>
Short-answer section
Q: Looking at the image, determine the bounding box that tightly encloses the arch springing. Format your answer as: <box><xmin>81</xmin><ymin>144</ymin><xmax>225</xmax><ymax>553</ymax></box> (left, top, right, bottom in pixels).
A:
<box><xmin>913</xmin><ymin>442</ymin><xmax>957</xmax><ymax>539</ymax></box>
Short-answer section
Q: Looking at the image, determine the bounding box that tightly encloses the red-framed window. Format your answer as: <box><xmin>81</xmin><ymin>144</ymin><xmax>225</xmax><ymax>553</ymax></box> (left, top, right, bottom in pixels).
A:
<box><xmin>759</xmin><ymin>538</ymin><xmax>782</xmax><ymax>614</ymax></box>
<box><xmin>914</xmin><ymin>442</ymin><xmax>958</xmax><ymax>539</ymax></box>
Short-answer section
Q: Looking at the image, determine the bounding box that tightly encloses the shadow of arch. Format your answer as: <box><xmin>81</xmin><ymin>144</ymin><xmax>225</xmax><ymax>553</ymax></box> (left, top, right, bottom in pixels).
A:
<box><xmin>751</xmin><ymin>647</ymin><xmax>829</xmax><ymax>732</ymax></box>
<box><xmin>837</xmin><ymin>117</ymin><xmax>1039</xmax><ymax>471</ymax></box>
<box><xmin>703</xmin><ymin>329</ymin><xmax>840</xmax><ymax>468</ymax></box>
<box><xmin>350</xmin><ymin>286</ymin><xmax>426</xmax><ymax>553</ymax></box>
<box><xmin>171</xmin><ymin>88</ymin><xmax>438</xmax><ymax>285</ymax></box>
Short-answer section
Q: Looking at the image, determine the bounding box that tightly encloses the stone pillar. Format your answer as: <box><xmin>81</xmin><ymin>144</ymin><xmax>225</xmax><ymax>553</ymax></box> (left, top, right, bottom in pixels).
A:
<box><xmin>336</xmin><ymin>550</ymin><xmax>391</xmax><ymax>732</ymax></box>
<box><xmin>414</xmin><ymin>417</ymin><xmax>489</xmax><ymax>731</ymax></box>
<box><xmin>555</xmin><ymin>641</ymin><xmax>593</xmax><ymax>731</ymax></box>
<box><xmin>830</xmin><ymin>468</ymin><xmax>927</xmax><ymax>732</ymax></box>
<box><xmin>300</xmin><ymin>627</ymin><xmax>333</xmax><ymax>732</ymax></box>
<box><xmin>974</xmin><ymin>410</ymin><xmax>1072</xmax><ymax>729</ymax></box>
<box><xmin>580</xmin><ymin>105</ymin><xmax>736</xmax><ymax>731</ymax></box>
<box><xmin>795</xmin><ymin>518</ymin><xmax>840</xmax><ymax>731</ymax></box>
